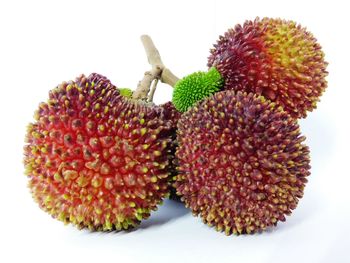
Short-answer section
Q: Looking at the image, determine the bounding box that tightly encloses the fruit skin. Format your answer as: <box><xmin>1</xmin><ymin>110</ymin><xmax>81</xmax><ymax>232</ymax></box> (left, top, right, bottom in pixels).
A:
<box><xmin>172</xmin><ymin>67</ymin><xmax>224</xmax><ymax>112</ymax></box>
<box><xmin>208</xmin><ymin>17</ymin><xmax>328</xmax><ymax>118</ymax></box>
<box><xmin>158</xmin><ymin>102</ymin><xmax>182</xmax><ymax>201</ymax></box>
<box><xmin>175</xmin><ymin>90</ymin><xmax>310</xmax><ymax>235</ymax></box>
<box><xmin>118</xmin><ymin>88</ymin><xmax>133</xmax><ymax>98</ymax></box>
<box><xmin>24</xmin><ymin>73</ymin><xmax>173</xmax><ymax>231</ymax></box>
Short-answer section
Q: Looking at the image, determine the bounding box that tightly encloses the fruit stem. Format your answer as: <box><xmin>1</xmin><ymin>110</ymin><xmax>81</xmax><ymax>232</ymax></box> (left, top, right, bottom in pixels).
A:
<box><xmin>147</xmin><ymin>78</ymin><xmax>158</xmax><ymax>102</ymax></box>
<box><xmin>132</xmin><ymin>35</ymin><xmax>179</xmax><ymax>100</ymax></box>
<box><xmin>161</xmin><ymin>68</ymin><xmax>179</xmax><ymax>87</ymax></box>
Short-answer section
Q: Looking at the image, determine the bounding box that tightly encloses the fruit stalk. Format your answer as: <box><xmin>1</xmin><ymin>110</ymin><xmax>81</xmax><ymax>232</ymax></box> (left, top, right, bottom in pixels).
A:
<box><xmin>133</xmin><ymin>35</ymin><xmax>179</xmax><ymax>100</ymax></box>
<box><xmin>147</xmin><ymin>78</ymin><xmax>159</xmax><ymax>102</ymax></box>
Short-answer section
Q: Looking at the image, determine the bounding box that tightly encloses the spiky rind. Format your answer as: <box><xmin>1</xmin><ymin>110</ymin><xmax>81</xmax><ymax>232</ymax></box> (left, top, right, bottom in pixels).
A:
<box><xmin>172</xmin><ymin>67</ymin><xmax>224</xmax><ymax>112</ymax></box>
<box><xmin>24</xmin><ymin>73</ymin><xmax>173</xmax><ymax>231</ymax></box>
<box><xmin>158</xmin><ymin>102</ymin><xmax>182</xmax><ymax>201</ymax></box>
<box><xmin>175</xmin><ymin>90</ymin><xmax>310</xmax><ymax>235</ymax></box>
<box><xmin>119</xmin><ymin>88</ymin><xmax>133</xmax><ymax>98</ymax></box>
<box><xmin>208</xmin><ymin>17</ymin><xmax>328</xmax><ymax>118</ymax></box>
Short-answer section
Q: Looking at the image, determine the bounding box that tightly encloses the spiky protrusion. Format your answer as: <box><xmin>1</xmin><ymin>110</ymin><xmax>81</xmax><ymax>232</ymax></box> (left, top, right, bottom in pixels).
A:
<box><xmin>158</xmin><ymin>102</ymin><xmax>182</xmax><ymax>201</ymax></box>
<box><xmin>175</xmin><ymin>90</ymin><xmax>310</xmax><ymax>234</ymax></box>
<box><xmin>172</xmin><ymin>67</ymin><xmax>224</xmax><ymax>112</ymax></box>
<box><xmin>24</xmin><ymin>73</ymin><xmax>173</xmax><ymax>231</ymax></box>
<box><xmin>208</xmin><ymin>17</ymin><xmax>328</xmax><ymax>118</ymax></box>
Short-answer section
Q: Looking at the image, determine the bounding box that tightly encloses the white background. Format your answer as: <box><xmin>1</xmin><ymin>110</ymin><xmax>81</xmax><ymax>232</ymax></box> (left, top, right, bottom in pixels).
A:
<box><xmin>0</xmin><ymin>0</ymin><xmax>349</xmax><ymax>262</ymax></box>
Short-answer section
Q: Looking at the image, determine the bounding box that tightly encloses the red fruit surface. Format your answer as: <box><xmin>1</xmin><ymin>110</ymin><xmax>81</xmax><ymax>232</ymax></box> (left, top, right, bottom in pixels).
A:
<box><xmin>208</xmin><ymin>18</ymin><xmax>328</xmax><ymax>118</ymax></box>
<box><xmin>175</xmin><ymin>90</ymin><xmax>310</xmax><ymax>234</ymax></box>
<box><xmin>24</xmin><ymin>73</ymin><xmax>173</xmax><ymax>230</ymax></box>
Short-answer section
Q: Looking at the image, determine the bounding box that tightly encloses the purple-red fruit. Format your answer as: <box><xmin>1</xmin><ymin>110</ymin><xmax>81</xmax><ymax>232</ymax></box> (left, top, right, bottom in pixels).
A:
<box><xmin>175</xmin><ymin>90</ymin><xmax>310</xmax><ymax>234</ymax></box>
<box><xmin>208</xmin><ymin>17</ymin><xmax>328</xmax><ymax>118</ymax></box>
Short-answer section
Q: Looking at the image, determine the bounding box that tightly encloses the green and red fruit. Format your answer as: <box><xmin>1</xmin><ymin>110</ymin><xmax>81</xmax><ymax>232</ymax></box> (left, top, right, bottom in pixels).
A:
<box><xmin>24</xmin><ymin>73</ymin><xmax>173</xmax><ymax>231</ymax></box>
<box><xmin>208</xmin><ymin>17</ymin><xmax>328</xmax><ymax>118</ymax></box>
<box><xmin>175</xmin><ymin>90</ymin><xmax>310</xmax><ymax>234</ymax></box>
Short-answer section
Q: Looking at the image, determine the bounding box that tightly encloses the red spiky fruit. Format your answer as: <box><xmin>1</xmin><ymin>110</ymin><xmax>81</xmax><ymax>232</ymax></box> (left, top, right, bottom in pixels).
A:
<box><xmin>175</xmin><ymin>90</ymin><xmax>310</xmax><ymax>235</ymax></box>
<box><xmin>158</xmin><ymin>102</ymin><xmax>182</xmax><ymax>200</ymax></box>
<box><xmin>24</xmin><ymin>73</ymin><xmax>173</xmax><ymax>231</ymax></box>
<box><xmin>208</xmin><ymin>17</ymin><xmax>328</xmax><ymax>118</ymax></box>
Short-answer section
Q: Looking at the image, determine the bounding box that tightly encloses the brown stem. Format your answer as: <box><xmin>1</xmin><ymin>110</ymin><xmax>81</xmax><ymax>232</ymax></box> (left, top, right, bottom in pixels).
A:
<box><xmin>161</xmin><ymin>68</ymin><xmax>179</xmax><ymax>87</ymax></box>
<box><xmin>147</xmin><ymin>78</ymin><xmax>159</xmax><ymax>102</ymax></box>
<box><xmin>132</xmin><ymin>35</ymin><xmax>179</xmax><ymax>100</ymax></box>
<box><xmin>141</xmin><ymin>35</ymin><xmax>163</xmax><ymax>67</ymax></box>
<box><xmin>134</xmin><ymin>66</ymin><xmax>162</xmax><ymax>100</ymax></box>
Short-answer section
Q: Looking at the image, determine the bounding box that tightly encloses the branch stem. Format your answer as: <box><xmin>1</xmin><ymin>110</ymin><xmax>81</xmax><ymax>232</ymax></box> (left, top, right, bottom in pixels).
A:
<box><xmin>132</xmin><ymin>35</ymin><xmax>179</xmax><ymax>100</ymax></box>
<box><xmin>147</xmin><ymin>78</ymin><xmax>159</xmax><ymax>102</ymax></box>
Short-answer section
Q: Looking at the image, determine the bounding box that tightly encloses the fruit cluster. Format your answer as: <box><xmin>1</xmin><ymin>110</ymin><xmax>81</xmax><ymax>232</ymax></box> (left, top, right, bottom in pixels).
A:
<box><xmin>24</xmin><ymin>17</ymin><xmax>327</xmax><ymax>235</ymax></box>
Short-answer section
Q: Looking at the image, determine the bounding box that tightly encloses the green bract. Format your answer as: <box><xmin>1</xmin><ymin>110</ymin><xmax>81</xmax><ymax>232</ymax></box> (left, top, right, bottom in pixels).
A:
<box><xmin>172</xmin><ymin>67</ymin><xmax>224</xmax><ymax>112</ymax></box>
<box><xmin>118</xmin><ymin>88</ymin><xmax>133</xmax><ymax>98</ymax></box>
